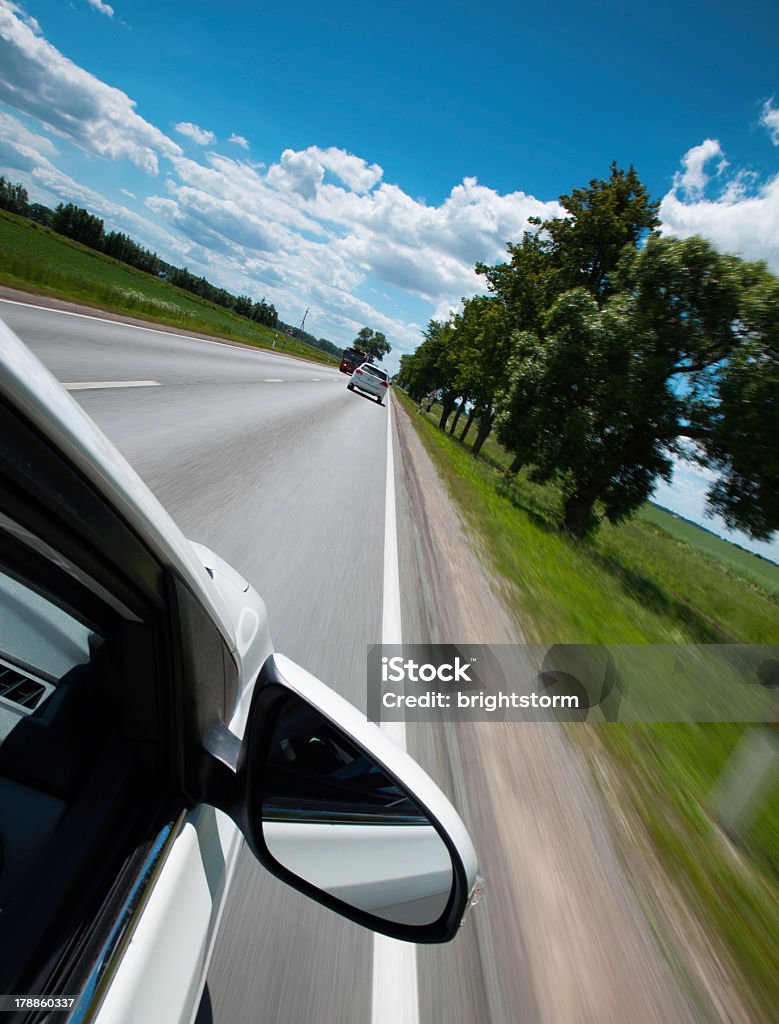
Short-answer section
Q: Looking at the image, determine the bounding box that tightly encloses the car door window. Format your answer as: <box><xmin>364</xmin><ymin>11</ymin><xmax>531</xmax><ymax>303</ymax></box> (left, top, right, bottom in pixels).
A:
<box><xmin>0</xmin><ymin>511</ymin><xmax>170</xmax><ymax>1010</ymax></box>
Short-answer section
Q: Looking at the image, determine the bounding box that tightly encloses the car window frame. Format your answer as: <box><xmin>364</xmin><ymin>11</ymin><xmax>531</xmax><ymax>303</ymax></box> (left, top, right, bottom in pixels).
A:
<box><xmin>0</xmin><ymin>395</ymin><xmax>188</xmax><ymax>1012</ymax></box>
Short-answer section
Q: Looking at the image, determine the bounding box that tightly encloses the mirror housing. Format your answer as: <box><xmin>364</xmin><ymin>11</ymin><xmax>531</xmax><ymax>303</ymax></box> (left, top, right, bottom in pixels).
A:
<box><xmin>218</xmin><ymin>654</ymin><xmax>480</xmax><ymax>943</ymax></box>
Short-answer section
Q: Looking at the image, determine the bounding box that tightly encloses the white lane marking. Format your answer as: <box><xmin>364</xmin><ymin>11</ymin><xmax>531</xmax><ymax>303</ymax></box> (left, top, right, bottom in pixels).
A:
<box><xmin>0</xmin><ymin>297</ymin><xmax>337</xmax><ymax>373</ymax></box>
<box><xmin>62</xmin><ymin>380</ymin><xmax>161</xmax><ymax>390</ymax></box>
<box><xmin>263</xmin><ymin>378</ymin><xmax>284</xmax><ymax>383</ymax></box>
<box><xmin>372</xmin><ymin>397</ymin><xmax>419</xmax><ymax>1024</ymax></box>
<box><xmin>0</xmin><ymin>297</ymin><xmax>243</xmax><ymax>351</ymax></box>
<box><xmin>311</xmin><ymin>377</ymin><xmax>321</xmax><ymax>381</ymax></box>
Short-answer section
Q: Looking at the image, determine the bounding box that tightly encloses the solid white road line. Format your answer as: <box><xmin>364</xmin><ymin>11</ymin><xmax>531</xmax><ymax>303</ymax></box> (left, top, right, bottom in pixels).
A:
<box><xmin>372</xmin><ymin>396</ymin><xmax>420</xmax><ymax>1024</ymax></box>
<box><xmin>62</xmin><ymin>380</ymin><xmax>161</xmax><ymax>390</ymax></box>
<box><xmin>0</xmin><ymin>297</ymin><xmax>338</xmax><ymax>372</ymax></box>
<box><xmin>0</xmin><ymin>297</ymin><xmax>243</xmax><ymax>351</ymax></box>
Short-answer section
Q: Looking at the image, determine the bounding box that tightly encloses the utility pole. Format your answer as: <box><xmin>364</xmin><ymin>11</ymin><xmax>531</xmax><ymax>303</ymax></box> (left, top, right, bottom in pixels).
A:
<box><xmin>299</xmin><ymin>307</ymin><xmax>309</xmax><ymax>333</ymax></box>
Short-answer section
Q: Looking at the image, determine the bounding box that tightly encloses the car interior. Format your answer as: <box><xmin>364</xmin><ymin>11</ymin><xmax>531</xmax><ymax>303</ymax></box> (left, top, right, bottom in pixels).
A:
<box><xmin>0</xmin><ymin>533</ymin><xmax>169</xmax><ymax>1006</ymax></box>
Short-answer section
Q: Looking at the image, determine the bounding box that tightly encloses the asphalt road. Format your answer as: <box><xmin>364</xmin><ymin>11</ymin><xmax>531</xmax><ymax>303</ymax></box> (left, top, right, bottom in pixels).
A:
<box><xmin>1</xmin><ymin>298</ymin><xmax>705</xmax><ymax>1024</ymax></box>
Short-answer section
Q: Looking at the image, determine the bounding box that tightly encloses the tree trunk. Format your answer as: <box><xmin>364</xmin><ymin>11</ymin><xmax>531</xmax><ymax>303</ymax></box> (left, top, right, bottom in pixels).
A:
<box><xmin>471</xmin><ymin>410</ymin><xmax>494</xmax><ymax>457</ymax></box>
<box><xmin>438</xmin><ymin>391</ymin><xmax>458</xmax><ymax>431</ymax></box>
<box><xmin>425</xmin><ymin>396</ymin><xmax>434</xmax><ymax>413</ymax></box>
<box><xmin>507</xmin><ymin>453</ymin><xmax>523</xmax><ymax>474</ymax></box>
<box><xmin>563</xmin><ymin>488</ymin><xmax>597</xmax><ymax>539</ymax></box>
<box><xmin>449</xmin><ymin>399</ymin><xmax>466</xmax><ymax>435</ymax></box>
<box><xmin>460</xmin><ymin>405</ymin><xmax>477</xmax><ymax>443</ymax></box>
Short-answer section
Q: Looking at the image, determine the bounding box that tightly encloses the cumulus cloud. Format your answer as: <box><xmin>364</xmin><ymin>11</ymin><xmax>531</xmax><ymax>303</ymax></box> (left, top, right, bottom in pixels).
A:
<box><xmin>760</xmin><ymin>98</ymin><xmax>779</xmax><ymax>145</ymax></box>
<box><xmin>0</xmin><ymin>108</ymin><xmax>57</xmax><ymax>157</ymax></box>
<box><xmin>0</xmin><ymin>8</ymin><xmax>564</xmax><ymax>356</ymax></box>
<box><xmin>0</xmin><ymin>0</ymin><xmax>180</xmax><ymax>173</ymax></box>
<box><xmin>661</xmin><ymin>136</ymin><xmax>779</xmax><ymax>272</ymax></box>
<box><xmin>174</xmin><ymin>121</ymin><xmax>216</xmax><ymax>146</ymax></box>
<box><xmin>266</xmin><ymin>147</ymin><xmax>325</xmax><ymax>200</ymax></box>
<box><xmin>308</xmin><ymin>146</ymin><xmax>382</xmax><ymax>192</ymax></box>
<box><xmin>85</xmin><ymin>0</ymin><xmax>114</xmax><ymax>16</ymax></box>
<box><xmin>673</xmin><ymin>139</ymin><xmax>726</xmax><ymax>199</ymax></box>
<box><xmin>157</xmin><ymin>143</ymin><xmax>562</xmax><ymax>318</ymax></box>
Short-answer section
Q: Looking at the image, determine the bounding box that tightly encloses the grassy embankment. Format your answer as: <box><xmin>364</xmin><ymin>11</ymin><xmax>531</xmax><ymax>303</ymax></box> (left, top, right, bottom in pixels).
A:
<box><xmin>0</xmin><ymin>211</ymin><xmax>338</xmax><ymax>366</ymax></box>
<box><xmin>398</xmin><ymin>393</ymin><xmax>779</xmax><ymax>1022</ymax></box>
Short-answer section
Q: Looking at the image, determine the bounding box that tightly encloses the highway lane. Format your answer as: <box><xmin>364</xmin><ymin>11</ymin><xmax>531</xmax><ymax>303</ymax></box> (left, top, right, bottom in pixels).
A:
<box><xmin>3</xmin><ymin>299</ymin><xmax>702</xmax><ymax>1024</ymax></box>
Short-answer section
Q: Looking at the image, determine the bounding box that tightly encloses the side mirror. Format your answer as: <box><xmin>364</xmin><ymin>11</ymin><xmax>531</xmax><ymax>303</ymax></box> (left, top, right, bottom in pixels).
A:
<box><xmin>236</xmin><ymin>655</ymin><xmax>480</xmax><ymax>942</ymax></box>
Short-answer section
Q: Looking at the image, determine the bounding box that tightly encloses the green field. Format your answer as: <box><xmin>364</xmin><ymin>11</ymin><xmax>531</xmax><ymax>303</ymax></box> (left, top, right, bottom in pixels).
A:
<box><xmin>0</xmin><ymin>211</ymin><xmax>338</xmax><ymax>366</ymax></box>
<box><xmin>640</xmin><ymin>503</ymin><xmax>779</xmax><ymax>596</ymax></box>
<box><xmin>401</xmin><ymin>394</ymin><xmax>779</xmax><ymax>1023</ymax></box>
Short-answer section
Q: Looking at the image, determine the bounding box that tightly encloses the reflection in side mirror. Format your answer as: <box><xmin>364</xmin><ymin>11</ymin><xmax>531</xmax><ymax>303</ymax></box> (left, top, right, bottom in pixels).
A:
<box><xmin>261</xmin><ymin>696</ymin><xmax>454</xmax><ymax>928</ymax></box>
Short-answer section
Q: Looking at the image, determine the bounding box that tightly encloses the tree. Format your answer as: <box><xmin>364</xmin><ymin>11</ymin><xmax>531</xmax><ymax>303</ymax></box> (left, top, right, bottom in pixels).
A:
<box><xmin>478</xmin><ymin>163</ymin><xmax>660</xmax><ymax>325</ymax></box>
<box><xmin>0</xmin><ymin>177</ymin><xmax>29</xmax><ymax>216</ymax></box>
<box><xmin>497</xmin><ymin>290</ymin><xmax>681</xmax><ymax>537</ymax></box>
<box><xmin>52</xmin><ymin>203</ymin><xmax>105</xmax><ymax>250</ymax></box>
<box><xmin>540</xmin><ymin>162</ymin><xmax>660</xmax><ymax>305</ymax></box>
<box><xmin>354</xmin><ymin>327</ymin><xmax>391</xmax><ymax>362</ymax></box>
<box><xmin>28</xmin><ymin>203</ymin><xmax>54</xmax><ymax>227</ymax></box>
<box><xmin>232</xmin><ymin>294</ymin><xmax>253</xmax><ymax>318</ymax></box>
<box><xmin>497</xmin><ymin>236</ymin><xmax>779</xmax><ymax>539</ymax></box>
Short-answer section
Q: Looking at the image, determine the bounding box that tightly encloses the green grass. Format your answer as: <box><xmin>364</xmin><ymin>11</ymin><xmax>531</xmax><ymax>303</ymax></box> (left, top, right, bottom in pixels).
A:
<box><xmin>401</xmin><ymin>394</ymin><xmax>779</xmax><ymax>1022</ymax></box>
<box><xmin>0</xmin><ymin>211</ymin><xmax>338</xmax><ymax>366</ymax></box>
<box><xmin>640</xmin><ymin>503</ymin><xmax>779</xmax><ymax>596</ymax></box>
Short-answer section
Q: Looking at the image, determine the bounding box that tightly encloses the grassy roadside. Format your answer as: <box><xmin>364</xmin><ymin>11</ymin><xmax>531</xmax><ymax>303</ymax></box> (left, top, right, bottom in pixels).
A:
<box><xmin>398</xmin><ymin>393</ymin><xmax>779</xmax><ymax>1022</ymax></box>
<box><xmin>0</xmin><ymin>211</ymin><xmax>338</xmax><ymax>367</ymax></box>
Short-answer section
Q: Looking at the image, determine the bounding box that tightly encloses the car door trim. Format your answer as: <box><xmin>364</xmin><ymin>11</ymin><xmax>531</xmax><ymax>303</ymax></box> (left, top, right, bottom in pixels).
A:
<box><xmin>69</xmin><ymin>810</ymin><xmax>187</xmax><ymax>1024</ymax></box>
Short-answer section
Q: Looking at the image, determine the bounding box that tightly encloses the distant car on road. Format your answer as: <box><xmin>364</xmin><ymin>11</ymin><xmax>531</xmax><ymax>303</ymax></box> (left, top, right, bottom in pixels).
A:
<box><xmin>339</xmin><ymin>347</ymin><xmax>368</xmax><ymax>374</ymax></box>
<box><xmin>348</xmin><ymin>363</ymin><xmax>390</xmax><ymax>405</ymax></box>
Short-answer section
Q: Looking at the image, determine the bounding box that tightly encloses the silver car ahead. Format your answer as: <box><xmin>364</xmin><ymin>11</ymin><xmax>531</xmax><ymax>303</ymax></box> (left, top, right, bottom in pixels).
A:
<box><xmin>348</xmin><ymin>362</ymin><xmax>390</xmax><ymax>404</ymax></box>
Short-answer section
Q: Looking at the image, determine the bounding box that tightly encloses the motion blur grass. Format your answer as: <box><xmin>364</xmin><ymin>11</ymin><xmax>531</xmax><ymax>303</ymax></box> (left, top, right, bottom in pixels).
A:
<box><xmin>0</xmin><ymin>211</ymin><xmax>338</xmax><ymax>366</ymax></box>
<box><xmin>400</xmin><ymin>394</ymin><xmax>779</xmax><ymax>1022</ymax></box>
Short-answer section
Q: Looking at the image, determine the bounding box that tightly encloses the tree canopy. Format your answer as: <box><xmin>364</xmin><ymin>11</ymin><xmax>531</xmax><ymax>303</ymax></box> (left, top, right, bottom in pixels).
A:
<box><xmin>354</xmin><ymin>327</ymin><xmax>391</xmax><ymax>362</ymax></box>
<box><xmin>402</xmin><ymin>164</ymin><xmax>779</xmax><ymax>541</ymax></box>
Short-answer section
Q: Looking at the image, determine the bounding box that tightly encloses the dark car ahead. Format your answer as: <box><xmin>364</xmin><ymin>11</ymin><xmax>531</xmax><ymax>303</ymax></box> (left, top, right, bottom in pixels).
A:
<box><xmin>339</xmin><ymin>347</ymin><xmax>367</xmax><ymax>374</ymax></box>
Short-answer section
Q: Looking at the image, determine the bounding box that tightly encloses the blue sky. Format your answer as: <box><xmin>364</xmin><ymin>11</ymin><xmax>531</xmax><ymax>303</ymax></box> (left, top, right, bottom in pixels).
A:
<box><xmin>1</xmin><ymin>0</ymin><xmax>778</xmax><ymax>560</ymax></box>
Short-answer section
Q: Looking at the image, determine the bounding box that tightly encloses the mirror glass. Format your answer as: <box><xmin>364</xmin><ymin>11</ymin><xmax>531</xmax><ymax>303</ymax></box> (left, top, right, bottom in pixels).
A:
<box><xmin>261</xmin><ymin>696</ymin><xmax>454</xmax><ymax>927</ymax></box>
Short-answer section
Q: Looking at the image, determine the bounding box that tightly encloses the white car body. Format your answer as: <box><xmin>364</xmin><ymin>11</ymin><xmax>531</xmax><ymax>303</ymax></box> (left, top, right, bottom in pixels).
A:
<box><xmin>348</xmin><ymin>362</ymin><xmax>390</xmax><ymax>403</ymax></box>
<box><xmin>0</xmin><ymin>318</ymin><xmax>480</xmax><ymax>1024</ymax></box>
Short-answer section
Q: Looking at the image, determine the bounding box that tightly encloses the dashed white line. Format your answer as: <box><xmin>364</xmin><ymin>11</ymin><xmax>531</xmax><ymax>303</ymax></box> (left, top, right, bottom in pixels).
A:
<box><xmin>62</xmin><ymin>380</ymin><xmax>161</xmax><ymax>390</ymax></box>
<box><xmin>263</xmin><ymin>378</ymin><xmax>284</xmax><ymax>383</ymax></box>
<box><xmin>372</xmin><ymin>397</ymin><xmax>419</xmax><ymax>1024</ymax></box>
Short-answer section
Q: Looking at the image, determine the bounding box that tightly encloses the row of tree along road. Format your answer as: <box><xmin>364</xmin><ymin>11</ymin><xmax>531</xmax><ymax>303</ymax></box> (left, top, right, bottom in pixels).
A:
<box><xmin>397</xmin><ymin>164</ymin><xmax>779</xmax><ymax>541</ymax></box>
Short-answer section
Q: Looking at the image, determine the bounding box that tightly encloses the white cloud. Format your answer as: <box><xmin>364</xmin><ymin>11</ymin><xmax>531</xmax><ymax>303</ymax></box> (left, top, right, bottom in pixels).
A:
<box><xmin>84</xmin><ymin>0</ymin><xmax>114</xmax><ymax>17</ymax></box>
<box><xmin>0</xmin><ymin>0</ymin><xmax>180</xmax><ymax>173</ymax></box>
<box><xmin>138</xmin><ymin>142</ymin><xmax>563</xmax><ymax>358</ymax></box>
<box><xmin>661</xmin><ymin>136</ymin><xmax>779</xmax><ymax>272</ymax></box>
<box><xmin>673</xmin><ymin>138</ymin><xmax>725</xmax><ymax>199</ymax></box>
<box><xmin>0</xmin><ymin>109</ymin><xmax>57</xmax><ymax>157</ymax></box>
<box><xmin>0</xmin><ymin>9</ymin><xmax>561</xmax><ymax>358</ymax></box>
<box><xmin>119</xmin><ymin>187</ymin><xmax>135</xmax><ymax>198</ymax></box>
<box><xmin>760</xmin><ymin>99</ymin><xmax>779</xmax><ymax>145</ymax></box>
<box><xmin>174</xmin><ymin>121</ymin><xmax>216</xmax><ymax>146</ymax></box>
<box><xmin>266</xmin><ymin>147</ymin><xmax>324</xmax><ymax>199</ymax></box>
<box><xmin>307</xmin><ymin>146</ymin><xmax>382</xmax><ymax>192</ymax></box>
